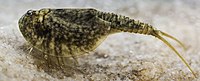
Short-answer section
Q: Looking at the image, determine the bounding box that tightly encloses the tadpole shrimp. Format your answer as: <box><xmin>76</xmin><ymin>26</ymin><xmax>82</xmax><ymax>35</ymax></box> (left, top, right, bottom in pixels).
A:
<box><xmin>18</xmin><ymin>8</ymin><xmax>196</xmax><ymax>77</ymax></box>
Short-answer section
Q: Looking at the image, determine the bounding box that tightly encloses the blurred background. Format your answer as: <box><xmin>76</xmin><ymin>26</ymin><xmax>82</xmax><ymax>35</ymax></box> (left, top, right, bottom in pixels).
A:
<box><xmin>0</xmin><ymin>0</ymin><xmax>200</xmax><ymax>81</ymax></box>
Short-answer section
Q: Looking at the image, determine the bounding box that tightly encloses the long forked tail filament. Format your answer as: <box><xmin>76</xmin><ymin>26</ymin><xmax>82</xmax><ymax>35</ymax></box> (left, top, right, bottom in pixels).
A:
<box><xmin>160</xmin><ymin>31</ymin><xmax>186</xmax><ymax>50</ymax></box>
<box><xmin>151</xmin><ymin>30</ymin><xmax>196</xmax><ymax>78</ymax></box>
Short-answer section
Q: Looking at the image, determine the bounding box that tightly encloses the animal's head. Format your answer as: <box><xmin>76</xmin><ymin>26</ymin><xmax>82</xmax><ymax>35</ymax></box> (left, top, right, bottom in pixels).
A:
<box><xmin>18</xmin><ymin>9</ymin><xmax>50</xmax><ymax>45</ymax></box>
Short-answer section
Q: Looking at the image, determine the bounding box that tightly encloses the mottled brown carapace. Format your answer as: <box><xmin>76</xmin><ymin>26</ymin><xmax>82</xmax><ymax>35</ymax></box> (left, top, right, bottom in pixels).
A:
<box><xmin>18</xmin><ymin>8</ymin><xmax>196</xmax><ymax>77</ymax></box>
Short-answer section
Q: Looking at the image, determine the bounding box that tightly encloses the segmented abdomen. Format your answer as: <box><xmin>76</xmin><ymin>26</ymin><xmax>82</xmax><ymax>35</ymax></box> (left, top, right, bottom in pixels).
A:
<box><xmin>96</xmin><ymin>11</ymin><xmax>155</xmax><ymax>35</ymax></box>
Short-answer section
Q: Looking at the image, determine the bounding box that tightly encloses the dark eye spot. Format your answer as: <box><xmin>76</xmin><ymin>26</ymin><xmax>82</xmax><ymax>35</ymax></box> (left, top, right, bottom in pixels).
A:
<box><xmin>27</xmin><ymin>10</ymin><xmax>33</xmax><ymax>15</ymax></box>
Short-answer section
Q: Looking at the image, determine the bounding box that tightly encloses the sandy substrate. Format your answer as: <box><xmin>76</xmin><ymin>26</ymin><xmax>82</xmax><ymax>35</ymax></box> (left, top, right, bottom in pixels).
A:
<box><xmin>0</xmin><ymin>0</ymin><xmax>200</xmax><ymax>81</ymax></box>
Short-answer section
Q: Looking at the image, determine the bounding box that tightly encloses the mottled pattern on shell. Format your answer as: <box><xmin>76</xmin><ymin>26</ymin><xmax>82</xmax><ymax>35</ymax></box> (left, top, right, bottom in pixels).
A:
<box><xmin>18</xmin><ymin>8</ymin><xmax>112</xmax><ymax>57</ymax></box>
